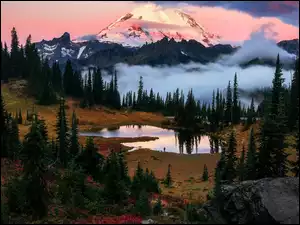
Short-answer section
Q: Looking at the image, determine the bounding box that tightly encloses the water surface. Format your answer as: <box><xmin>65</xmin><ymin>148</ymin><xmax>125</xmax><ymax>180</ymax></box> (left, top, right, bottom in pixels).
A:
<box><xmin>79</xmin><ymin>125</ymin><xmax>220</xmax><ymax>154</ymax></box>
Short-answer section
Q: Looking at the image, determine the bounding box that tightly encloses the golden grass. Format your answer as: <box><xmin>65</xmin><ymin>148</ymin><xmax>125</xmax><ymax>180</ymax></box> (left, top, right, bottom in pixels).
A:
<box><xmin>2</xmin><ymin>82</ymin><xmax>165</xmax><ymax>146</ymax></box>
<box><xmin>126</xmin><ymin>149</ymin><xmax>219</xmax><ymax>202</ymax></box>
<box><xmin>2</xmin><ymin>80</ymin><xmax>297</xmax><ymax>201</ymax></box>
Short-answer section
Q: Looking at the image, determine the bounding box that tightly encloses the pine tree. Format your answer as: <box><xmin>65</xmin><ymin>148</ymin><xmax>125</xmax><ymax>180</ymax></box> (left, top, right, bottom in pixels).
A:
<box><xmin>51</xmin><ymin>61</ymin><xmax>62</xmax><ymax>92</ymax></box>
<box><xmin>103</xmin><ymin>151</ymin><xmax>128</xmax><ymax>203</ymax></box>
<box><xmin>86</xmin><ymin>69</ymin><xmax>94</xmax><ymax>107</ymax></box>
<box><xmin>36</xmin><ymin>118</ymin><xmax>48</xmax><ymax>142</ymax></box>
<box><xmin>135</xmin><ymin>189</ymin><xmax>151</xmax><ymax>217</ymax></box>
<box><xmin>202</xmin><ymin>164</ymin><xmax>209</xmax><ymax>181</ymax></box>
<box><xmin>238</xmin><ymin>145</ymin><xmax>246</xmax><ymax>181</ymax></box>
<box><xmin>21</xmin><ymin>116</ymin><xmax>49</xmax><ymax>219</ymax></box>
<box><xmin>225</xmin><ymin>81</ymin><xmax>232</xmax><ymax>125</ymax></box>
<box><xmin>288</xmin><ymin>59</ymin><xmax>299</xmax><ymax>131</ymax></box>
<box><xmin>137</xmin><ymin>76</ymin><xmax>144</xmax><ymax>109</ymax></box>
<box><xmin>70</xmin><ymin>110</ymin><xmax>80</xmax><ymax>157</ymax></box>
<box><xmin>164</xmin><ymin>164</ymin><xmax>172</xmax><ymax>187</ymax></box>
<box><xmin>272</xmin><ymin>92</ymin><xmax>289</xmax><ymax>177</ymax></box>
<box><xmin>223</xmin><ymin>130</ymin><xmax>238</xmax><ymax>182</ymax></box>
<box><xmin>7</xmin><ymin>117</ymin><xmax>22</xmax><ymax>160</ymax></box>
<box><xmin>232</xmin><ymin>73</ymin><xmax>240</xmax><ymax>124</ymax></box>
<box><xmin>213</xmin><ymin>162</ymin><xmax>222</xmax><ymax>200</ymax></box>
<box><xmin>55</xmin><ymin>97</ymin><xmax>69</xmax><ymax>167</ymax></box>
<box><xmin>245</xmin><ymin>128</ymin><xmax>257</xmax><ymax>180</ymax></box>
<box><xmin>257</xmin><ymin>54</ymin><xmax>287</xmax><ymax>179</ymax></box>
<box><xmin>131</xmin><ymin>162</ymin><xmax>145</xmax><ymax>198</ymax></box>
<box><xmin>118</xmin><ymin>150</ymin><xmax>131</xmax><ymax>186</ymax></box>
<box><xmin>10</xmin><ymin>27</ymin><xmax>21</xmax><ymax>78</ymax></box>
<box><xmin>63</xmin><ymin>60</ymin><xmax>74</xmax><ymax>96</ymax></box>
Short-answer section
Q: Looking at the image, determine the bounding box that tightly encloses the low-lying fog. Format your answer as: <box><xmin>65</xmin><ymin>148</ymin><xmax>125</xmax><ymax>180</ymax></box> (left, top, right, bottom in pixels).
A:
<box><xmin>82</xmin><ymin>28</ymin><xmax>296</xmax><ymax>106</ymax></box>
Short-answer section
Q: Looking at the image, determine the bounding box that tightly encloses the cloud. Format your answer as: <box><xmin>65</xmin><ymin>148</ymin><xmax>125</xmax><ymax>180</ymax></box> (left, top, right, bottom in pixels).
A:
<box><xmin>74</xmin><ymin>34</ymin><xmax>98</xmax><ymax>41</ymax></box>
<box><xmin>218</xmin><ymin>23</ymin><xmax>296</xmax><ymax>65</ymax></box>
<box><xmin>150</xmin><ymin>1</ymin><xmax>299</xmax><ymax>26</ymax></box>
<box><xmin>88</xmin><ymin>27</ymin><xmax>295</xmax><ymax>107</ymax></box>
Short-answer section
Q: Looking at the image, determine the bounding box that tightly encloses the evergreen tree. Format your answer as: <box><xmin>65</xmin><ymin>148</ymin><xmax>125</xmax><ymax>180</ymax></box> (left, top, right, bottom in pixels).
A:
<box><xmin>213</xmin><ymin>161</ymin><xmax>222</xmax><ymax>200</ymax></box>
<box><xmin>79</xmin><ymin>137</ymin><xmax>103</xmax><ymax>179</ymax></box>
<box><xmin>135</xmin><ymin>189</ymin><xmax>151</xmax><ymax>217</ymax></box>
<box><xmin>131</xmin><ymin>161</ymin><xmax>144</xmax><ymax>198</ymax></box>
<box><xmin>36</xmin><ymin>118</ymin><xmax>48</xmax><ymax>143</ymax></box>
<box><xmin>103</xmin><ymin>151</ymin><xmax>128</xmax><ymax>203</ymax></box>
<box><xmin>245</xmin><ymin>128</ymin><xmax>257</xmax><ymax>180</ymax></box>
<box><xmin>288</xmin><ymin>59</ymin><xmax>299</xmax><ymax>131</ymax></box>
<box><xmin>55</xmin><ymin>97</ymin><xmax>69</xmax><ymax>167</ymax></box>
<box><xmin>257</xmin><ymin>54</ymin><xmax>287</xmax><ymax>179</ymax></box>
<box><xmin>70</xmin><ymin>110</ymin><xmax>80</xmax><ymax>157</ymax></box>
<box><xmin>21</xmin><ymin>116</ymin><xmax>49</xmax><ymax>219</ymax></box>
<box><xmin>225</xmin><ymin>81</ymin><xmax>232</xmax><ymax>125</ymax></box>
<box><xmin>38</xmin><ymin>60</ymin><xmax>57</xmax><ymax>105</ymax></box>
<box><xmin>272</xmin><ymin>93</ymin><xmax>289</xmax><ymax>177</ymax></box>
<box><xmin>202</xmin><ymin>164</ymin><xmax>209</xmax><ymax>181</ymax></box>
<box><xmin>238</xmin><ymin>145</ymin><xmax>246</xmax><ymax>181</ymax></box>
<box><xmin>10</xmin><ymin>27</ymin><xmax>21</xmax><ymax>78</ymax></box>
<box><xmin>232</xmin><ymin>73</ymin><xmax>240</xmax><ymax>124</ymax></box>
<box><xmin>93</xmin><ymin>68</ymin><xmax>103</xmax><ymax>104</ymax></box>
<box><xmin>137</xmin><ymin>76</ymin><xmax>144</xmax><ymax>109</ymax></box>
<box><xmin>7</xmin><ymin>117</ymin><xmax>22</xmax><ymax>160</ymax></box>
<box><xmin>51</xmin><ymin>61</ymin><xmax>62</xmax><ymax>92</ymax></box>
<box><xmin>164</xmin><ymin>164</ymin><xmax>172</xmax><ymax>187</ymax></box>
<box><xmin>86</xmin><ymin>69</ymin><xmax>94</xmax><ymax>107</ymax></box>
<box><xmin>63</xmin><ymin>60</ymin><xmax>74</xmax><ymax>96</ymax></box>
<box><xmin>118</xmin><ymin>150</ymin><xmax>131</xmax><ymax>186</ymax></box>
<box><xmin>223</xmin><ymin>130</ymin><xmax>238</xmax><ymax>182</ymax></box>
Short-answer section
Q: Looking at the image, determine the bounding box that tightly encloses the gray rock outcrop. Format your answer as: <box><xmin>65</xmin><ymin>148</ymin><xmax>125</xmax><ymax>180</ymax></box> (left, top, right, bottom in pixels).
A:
<box><xmin>204</xmin><ymin>177</ymin><xmax>299</xmax><ymax>224</ymax></box>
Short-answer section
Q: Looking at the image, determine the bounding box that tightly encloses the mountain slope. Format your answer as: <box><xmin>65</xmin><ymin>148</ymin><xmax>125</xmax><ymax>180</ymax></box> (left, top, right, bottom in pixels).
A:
<box><xmin>75</xmin><ymin>3</ymin><xmax>221</xmax><ymax>47</ymax></box>
<box><xmin>34</xmin><ymin>31</ymin><xmax>298</xmax><ymax>70</ymax></box>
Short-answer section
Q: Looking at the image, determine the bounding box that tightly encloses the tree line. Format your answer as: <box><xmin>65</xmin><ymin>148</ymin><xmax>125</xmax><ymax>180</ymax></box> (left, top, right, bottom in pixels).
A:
<box><xmin>212</xmin><ymin>55</ymin><xmax>299</xmax><ymax>203</ymax></box>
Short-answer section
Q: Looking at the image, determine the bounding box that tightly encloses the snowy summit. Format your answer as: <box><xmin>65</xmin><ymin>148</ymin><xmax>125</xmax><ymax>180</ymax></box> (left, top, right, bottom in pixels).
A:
<box><xmin>74</xmin><ymin>3</ymin><xmax>221</xmax><ymax>47</ymax></box>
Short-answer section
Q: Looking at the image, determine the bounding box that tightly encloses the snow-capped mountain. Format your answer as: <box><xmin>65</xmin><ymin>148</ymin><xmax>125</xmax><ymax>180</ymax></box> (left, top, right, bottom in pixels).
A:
<box><xmin>74</xmin><ymin>3</ymin><xmax>221</xmax><ymax>47</ymax></box>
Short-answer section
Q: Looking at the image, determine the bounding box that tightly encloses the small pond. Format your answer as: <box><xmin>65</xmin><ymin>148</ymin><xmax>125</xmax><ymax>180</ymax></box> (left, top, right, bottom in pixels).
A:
<box><xmin>79</xmin><ymin>125</ymin><xmax>221</xmax><ymax>154</ymax></box>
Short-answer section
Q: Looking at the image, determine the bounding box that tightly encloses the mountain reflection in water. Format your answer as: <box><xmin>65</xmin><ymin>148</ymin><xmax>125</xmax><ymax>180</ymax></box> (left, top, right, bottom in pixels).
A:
<box><xmin>79</xmin><ymin>125</ymin><xmax>221</xmax><ymax>154</ymax></box>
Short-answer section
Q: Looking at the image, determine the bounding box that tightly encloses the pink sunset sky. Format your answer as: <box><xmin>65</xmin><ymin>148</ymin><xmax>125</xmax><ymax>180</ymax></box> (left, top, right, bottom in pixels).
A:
<box><xmin>1</xmin><ymin>1</ymin><xmax>299</xmax><ymax>45</ymax></box>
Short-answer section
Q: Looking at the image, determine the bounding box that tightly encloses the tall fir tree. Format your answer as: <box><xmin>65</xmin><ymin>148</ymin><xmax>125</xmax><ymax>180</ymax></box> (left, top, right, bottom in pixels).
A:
<box><xmin>21</xmin><ymin>116</ymin><xmax>49</xmax><ymax>219</ymax></box>
<box><xmin>70</xmin><ymin>110</ymin><xmax>80</xmax><ymax>157</ymax></box>
<box><xmin>225</xmin><ymin>81</ymin><xmax>232</xmax><ymax>125</ymax></box>
<box><xmin>223</xmin><ymin>130</ymin><xmax>238</xmax><ymax>182</ymax></box>
<box><xmin>232</xmin><ymin>73</ymin><xmax>240</xmax><ymax>124</ymax></box>
<box><xmin>257</xmin><ymin>54</ymin><xmax>287</xmax><ymax>179</ymax></box>
<box><xmin>245</xmin><ymin>128</ymin><xmax>257</xmax><ymax>180</ymax></box>
<box><xmin>164</xmin><ymin>164</ymin><xmax>172</xmax><ymax>187</ymax></box>
<box><xmin>288</xmin><ymin>58</ymin><xmax>299</xmax><ymax>131</ymax></box>
<box><xmin>55</xmin><ymin>97</ymin><xmax>69</xmax><ymax>167</ymax></box>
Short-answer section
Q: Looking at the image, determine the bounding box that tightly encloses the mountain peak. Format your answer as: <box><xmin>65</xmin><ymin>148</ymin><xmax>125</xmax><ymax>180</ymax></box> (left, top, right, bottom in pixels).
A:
<box><xmin>76</xmin><ymin>3</ymin><xmax>221</xmax><ymax>47</ymax></box>
<box><xmin>59</xmin><ymin>32</ymin><xmax>71</xmax><ymax>42</ymax></box>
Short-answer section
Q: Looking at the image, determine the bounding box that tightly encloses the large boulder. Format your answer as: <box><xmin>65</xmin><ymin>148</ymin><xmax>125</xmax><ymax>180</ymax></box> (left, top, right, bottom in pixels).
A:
<box><xmin>204</xmin><ymin>177</ymin><xmax>299</xmax><ymax>224</ymax></box>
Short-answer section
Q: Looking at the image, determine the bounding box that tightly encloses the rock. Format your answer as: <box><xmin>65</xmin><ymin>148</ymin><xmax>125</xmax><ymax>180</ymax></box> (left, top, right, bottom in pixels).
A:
<box><xmin>205</xmin><ymin>177</ymin><xmax>299</xmax><ymax>224</ymax></box>
<box><xmin>142</xmin><ymin>219</ymin><xmax>156</xmax><ymax>224</ymax></box>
